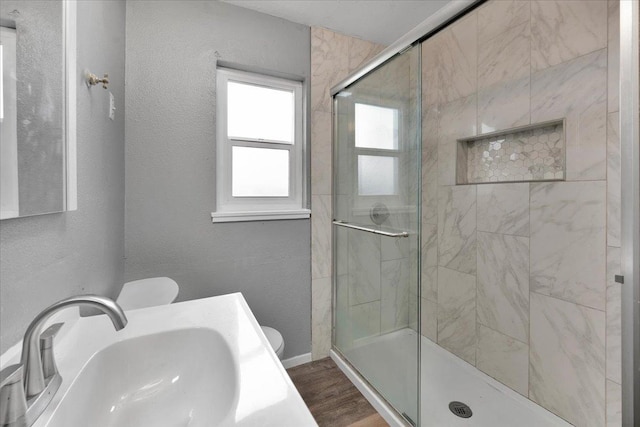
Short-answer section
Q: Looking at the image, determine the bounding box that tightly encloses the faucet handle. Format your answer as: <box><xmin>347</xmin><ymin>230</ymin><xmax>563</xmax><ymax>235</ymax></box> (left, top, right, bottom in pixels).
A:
<box><xmin>39</xmin><ymin>323</ymin><xmax>63</xmax><ymax>380</ymax></box>
<box><xmin>0</xmin><ymin>364</ymin><xmax>27</xmax><ymax>426</ymax></box>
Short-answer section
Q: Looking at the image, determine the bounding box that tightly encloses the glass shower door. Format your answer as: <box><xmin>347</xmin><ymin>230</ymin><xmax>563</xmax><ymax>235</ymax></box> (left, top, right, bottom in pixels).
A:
<box><xmin>333</xmin><ymin>45</ymin><xmax>421</xmax><ymax>425</ymax></box>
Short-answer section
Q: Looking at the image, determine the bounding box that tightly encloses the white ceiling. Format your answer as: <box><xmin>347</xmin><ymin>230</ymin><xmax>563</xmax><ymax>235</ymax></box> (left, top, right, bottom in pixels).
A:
<box><xmin>219</xmin><ymin>0</ymin><xmax>452</xmax><ymax>46</ymax></box>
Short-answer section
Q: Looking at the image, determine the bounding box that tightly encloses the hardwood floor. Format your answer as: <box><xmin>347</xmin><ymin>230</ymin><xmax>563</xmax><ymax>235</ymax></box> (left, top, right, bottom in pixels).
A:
<box><xmin>287</xmin><ymin>357</ymin><xmax>389</xmax><ymax>427</ymax></box>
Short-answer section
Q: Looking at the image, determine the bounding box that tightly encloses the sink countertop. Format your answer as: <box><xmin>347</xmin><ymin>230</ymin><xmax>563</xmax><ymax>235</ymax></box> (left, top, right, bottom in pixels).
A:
<box><xmin>28</xmin><ymin>293</ymin><xmax>317</xmax><ymax>427</ymax></box>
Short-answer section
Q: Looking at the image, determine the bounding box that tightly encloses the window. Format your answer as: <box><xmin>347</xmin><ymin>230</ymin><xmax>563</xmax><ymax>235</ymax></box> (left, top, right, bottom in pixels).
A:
<box><xmin>212</xmin><ymin>68</ymin><xmax>308</xmax><ymax>222</ymax></box>
<box><xmin>354</xmin><ymin>102</ymin><xmax>401</xmax><ymax>200</ymax></box>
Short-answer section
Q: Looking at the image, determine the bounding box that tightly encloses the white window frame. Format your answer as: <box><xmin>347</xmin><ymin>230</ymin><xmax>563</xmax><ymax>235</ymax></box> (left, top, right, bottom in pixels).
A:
<box><xmin>212</xmin><ymin>67</ymin><xmax>309</xmax><ymax>223</ymax></box>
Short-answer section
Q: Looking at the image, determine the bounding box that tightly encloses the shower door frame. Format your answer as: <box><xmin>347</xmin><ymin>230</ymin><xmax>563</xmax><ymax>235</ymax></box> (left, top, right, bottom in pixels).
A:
<box><xmin>619</xmin><ymin>1</ymin><xmax>640</xmax><ymax>425</ymax></box>
<box><xmin>329</xmin><ymin>45</ymin><xmax>423</xmax><ymax>426</ymax></box>
<box><xmin>330</xmin><ymin>2</ymin><xmax>483</xmax><ymax>427</ymax></box>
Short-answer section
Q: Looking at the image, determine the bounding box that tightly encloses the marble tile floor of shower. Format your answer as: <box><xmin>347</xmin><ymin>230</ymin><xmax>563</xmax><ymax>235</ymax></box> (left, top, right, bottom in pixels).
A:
<box><xmin>345</xmin><ymin>329</ymin><xmax>572</xmax><ymax>427</ymax></box>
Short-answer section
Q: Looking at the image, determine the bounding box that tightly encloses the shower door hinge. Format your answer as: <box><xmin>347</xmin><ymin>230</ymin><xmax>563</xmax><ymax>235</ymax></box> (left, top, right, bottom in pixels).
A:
<box><xmin>615</xmin><ymin>275</ymin><xmax>625</xmax><ymax>284</ymax></box>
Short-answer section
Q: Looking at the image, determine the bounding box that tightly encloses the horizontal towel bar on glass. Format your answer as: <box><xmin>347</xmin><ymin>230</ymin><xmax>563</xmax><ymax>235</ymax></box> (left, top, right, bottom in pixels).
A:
<box><xmin>332</xmin><ymin>220</ymin><xmax>409</xmax><ymax>238</ymax></box>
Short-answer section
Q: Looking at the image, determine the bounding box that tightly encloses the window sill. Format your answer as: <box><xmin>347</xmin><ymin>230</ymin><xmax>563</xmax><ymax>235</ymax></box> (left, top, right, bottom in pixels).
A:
<box><xmin>211</xmin><ymin>209</ymin><xmax>311</xmax><ymax>223</ymax></box>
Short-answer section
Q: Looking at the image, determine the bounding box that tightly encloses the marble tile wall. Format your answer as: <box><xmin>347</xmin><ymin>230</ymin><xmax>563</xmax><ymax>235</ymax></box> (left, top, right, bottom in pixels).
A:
<box><xmin>381</xmin><ymin>258</ymin><xmax>410</xmax><ymax>333</ymax></box>
<box><xmin>437</xmin><ymin>266</ymin><xmax>477</xmax><ymax>364</ymax></box>
<box><xmin>310</xmin><ymin>27</ymin><xmax>385</xmax><ymax>360</ymax></box>
<box><xmin>437</xmin><ymin>185</ymin><xmax>476</xmax><ymax>275</ymax></box>
<box><xmin>420</xmin><ymin>1</ymin><xmax>621</xmax><ymax>426</ymax></box>
<box><xmin>476</xmin><ymin>324</ymin><xmax>529</xmax><ymax>396</ymax></box>
<box><xmin>531</xmin><ymin>48</ymin><xmax>607</xmax><ymax>181</ymax></box>
<box><xmin>476</xmin><ymin>182</ymin><xmax>529</xmax><ymax>236</ymax></box>
<box><xmin>530</xmin><ymin>181</ymin><xmax>606</xmax><ymax>310</ymax></box>
<box><xmin>530</xmin><ymin>0</ymin><xmax>607</xmax><ymax>71</ymax></box>
<box><xmin>477</xmin><ymin>231</ymin><xmax>529</xmax><ymax>343</ymax></box>
<box><xmin>529</xmin><ymin>292</ymin><xmax>606</xmax><ymax>427</ymax></box>
<box><xmin>348</xmin><ymin>230</ymin><xmax>382</xmax><ymax>305</ymax></box>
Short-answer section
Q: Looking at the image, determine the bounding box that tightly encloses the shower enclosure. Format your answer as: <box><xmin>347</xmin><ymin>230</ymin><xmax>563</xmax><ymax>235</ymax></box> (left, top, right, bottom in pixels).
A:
<box><xmin>329</xmin><ymin>1</ymin><xmax>639</xmax><ymax>426</ymax></box>
<box><xmin>332</xmin><ymin>45</ymin><xmax>422</xmax><ymax>424</ymax></box>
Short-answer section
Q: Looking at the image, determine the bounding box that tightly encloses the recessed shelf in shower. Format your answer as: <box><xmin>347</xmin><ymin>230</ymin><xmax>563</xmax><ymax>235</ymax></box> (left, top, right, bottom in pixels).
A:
<box><xmin>456</xmin><ymin>119</ymin><xmax>566</xmax><ymax>185</ymax></box>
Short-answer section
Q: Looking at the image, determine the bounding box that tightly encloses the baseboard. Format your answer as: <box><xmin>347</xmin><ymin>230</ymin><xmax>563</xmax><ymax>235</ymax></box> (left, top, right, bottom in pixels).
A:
<box><xmin>281</xmin><ymin>352</ymin><xmax>312</xmax><ymax>369</ymax></box>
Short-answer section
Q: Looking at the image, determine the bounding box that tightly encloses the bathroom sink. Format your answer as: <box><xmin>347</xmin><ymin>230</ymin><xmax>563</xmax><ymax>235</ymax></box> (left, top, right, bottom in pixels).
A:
<box><xmin>46</xmin><ymin>329</ymin><xmax>237</xmax><ymax>426</ymax></box>
<box><xmin>21</xmin><ymin>293</ymin><xmax>316</xmax><ymax>427</ymax></box>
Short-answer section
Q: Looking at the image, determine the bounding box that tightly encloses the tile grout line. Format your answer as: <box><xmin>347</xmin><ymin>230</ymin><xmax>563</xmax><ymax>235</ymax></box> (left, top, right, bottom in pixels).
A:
<box><xmin>474</xmin><ymin>9</ymin><xmax>479</xmax><ymax>368</ymax></box>
<box><xmin>532</xmin><ymin>47</ymin><xmax>608</xmax><ymax>77</ymax></box>
<box><xmin>529</xmin><ymin>288</ymin><xmax>606</xmax><ymax>314</ymax></box>
<box><xmin>476</xmin><ymin>228</ymin><xmax>530</xmax><ymax>239</ymax></box>
<box><xmin>476</xmin><ymin>304</ymin><xmax>530</xmax><ymax>348</ymax></box>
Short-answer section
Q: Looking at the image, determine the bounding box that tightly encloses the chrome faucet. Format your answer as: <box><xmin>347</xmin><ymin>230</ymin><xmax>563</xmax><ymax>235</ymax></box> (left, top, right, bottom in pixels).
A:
<box><xmin>0</xmin><ymin>295</ymin><xmax>127</xmax><ymax>427</ymax></box>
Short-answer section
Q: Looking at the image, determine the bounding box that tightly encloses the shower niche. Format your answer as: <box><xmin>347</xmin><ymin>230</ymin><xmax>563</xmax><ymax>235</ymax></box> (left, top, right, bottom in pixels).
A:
<box><xmin>456</xmin><ymin>119</ymin><xmax>565</xmax><ymax>184</ymax></box>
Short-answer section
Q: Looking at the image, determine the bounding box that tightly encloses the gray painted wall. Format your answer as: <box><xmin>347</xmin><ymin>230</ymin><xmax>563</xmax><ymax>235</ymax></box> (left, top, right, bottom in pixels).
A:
<box><xmin>124</xmin><ymin>1</ymin><xmax>312</xmax><ymax>358</ymax></box>
<box><xmin>0</xmin><ymin>0</ymin><xmax>126</xmax><ymax>354</ymax></box>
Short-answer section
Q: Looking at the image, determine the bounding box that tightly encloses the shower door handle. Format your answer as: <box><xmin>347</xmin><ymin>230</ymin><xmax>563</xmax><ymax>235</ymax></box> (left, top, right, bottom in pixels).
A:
<box><xmin>332</xmin><ymin>220</ymin><xmax>409</xmax><ymax>238</ymax></box>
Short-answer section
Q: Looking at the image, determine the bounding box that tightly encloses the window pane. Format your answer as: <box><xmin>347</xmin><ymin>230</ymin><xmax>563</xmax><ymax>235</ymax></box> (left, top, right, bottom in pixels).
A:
<box><xmin>355</xmin><ymin>103</ymin><xmax>398</xmax><ymax>150</ymax></box>
<box><xmin>227</xmin><ymin>81</ymin><xmax>294</xmax><ymax>143</ymax></box>
<box><xmin>358</xmin><ymin>155</ymin><xmax>398</xmax><ymax>196</ymax></box>
<box><xmin>232</xmin><ymin>146</ymin><xmax>289</xmax><ymax>197</ymax></box>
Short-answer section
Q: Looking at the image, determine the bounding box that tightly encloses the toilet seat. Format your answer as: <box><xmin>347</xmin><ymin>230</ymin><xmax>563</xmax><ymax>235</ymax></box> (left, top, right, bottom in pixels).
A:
<box><xmin>261</xmin><ymin>326</ymin><xmax>284</xmax><ymax>359</ymax></box>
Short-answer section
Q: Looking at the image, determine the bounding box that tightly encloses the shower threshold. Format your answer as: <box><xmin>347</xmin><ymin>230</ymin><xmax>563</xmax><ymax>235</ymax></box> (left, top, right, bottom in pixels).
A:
<box><xmin>332</xmin><ymin>328</ymin><xmax>572</xmax><ymax>427</ymax></box>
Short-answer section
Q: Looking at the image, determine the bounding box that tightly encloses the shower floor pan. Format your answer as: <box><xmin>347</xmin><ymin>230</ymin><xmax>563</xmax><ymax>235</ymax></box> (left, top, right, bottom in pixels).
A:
<box><xmin>336</xmin><ymin>328</ymin><xmax>572</xmax><ymax>427</ymax></box>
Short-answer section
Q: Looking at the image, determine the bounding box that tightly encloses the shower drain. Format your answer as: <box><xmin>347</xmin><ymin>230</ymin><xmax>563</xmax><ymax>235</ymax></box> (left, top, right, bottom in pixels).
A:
<box><xmin>449</xmin><ymin>401</ymin><xmax>473</xmax><ymax>418</ymax></box>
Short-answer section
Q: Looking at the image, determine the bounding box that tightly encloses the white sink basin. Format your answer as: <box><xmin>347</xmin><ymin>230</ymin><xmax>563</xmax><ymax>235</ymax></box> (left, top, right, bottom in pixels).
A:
<box><xmin>17</xmin><ymin>293</ymin><xmax>316</xmax><ymax>427</ymax></box>
<box><xmin>47</xmin><ymin>329</ymin><xmax>237</xmax><ymax>426</ymax></box>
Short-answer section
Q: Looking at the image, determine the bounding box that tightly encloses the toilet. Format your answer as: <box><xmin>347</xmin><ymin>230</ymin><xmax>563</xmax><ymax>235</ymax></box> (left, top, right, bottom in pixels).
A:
<box><xmin>116</xmin><ymin>277</ymin><xmax>285</xmax><ymax>360</ymax></box>
<box><xmin>260</xmin><ymin>325</ymin><xmax>284</xmax><ymax>359</ymax></box>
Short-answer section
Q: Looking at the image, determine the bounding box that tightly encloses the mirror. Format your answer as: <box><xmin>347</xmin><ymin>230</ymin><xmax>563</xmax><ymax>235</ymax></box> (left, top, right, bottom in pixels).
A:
<box><xmin>0</xmin><ymin>0</ymin><xmax>76</xmax><ymax>220</ymax></box>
